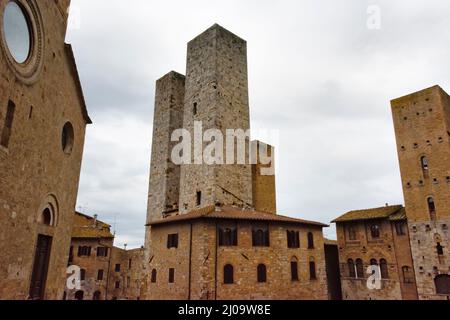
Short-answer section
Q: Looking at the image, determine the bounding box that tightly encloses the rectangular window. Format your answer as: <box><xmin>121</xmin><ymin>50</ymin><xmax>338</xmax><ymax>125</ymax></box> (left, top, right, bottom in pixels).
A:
<box><xmin>129</xmin><ymin>258</ymin><xmax>132</xmax><ymax>269</ymax></box>
<box><xmin>395</xmin><ymin>222</ymin><xmax>406</xmax><ymax>236</ymax></box>
<box><xmin>169</xmin><ymin>268</ymin><xmax>175</xmax><ymax>283</ymax></box>
<box><xmin>115</xmin><ymin>264</ymin><xmax>121</xmax><ymax>272</ymax></box>
<box><xmin>97</xmin><ymin>269</ymin><xmax>104</xmax><ymax>281</ymax></box>
<box><xmin>97</xmin><ymin>246</ymin><xmax>108</xmax><ymax>257</ymax></box>
<box><xmin>1</xmin><ymin>100</ymin><xmax>15</xmax><ymax>148</ymax></box>
<box><xmin>287</xmin><ymin>230</ymin><xmax>300</xmax><ymax>248</ymax></box>
<box><xmin>115</xmin><ymin>281</ymin><xmax>120</xmax><ymax>289</ymax></box>
<box><xmin>167</xmin><ymin>234</ymin><xmax>179</xmax><ymax>249</ymax></box>
<box><xmin>196</xmin><ymin>191</ymin><xmax>202</xmax><ymax>206</ymax></box>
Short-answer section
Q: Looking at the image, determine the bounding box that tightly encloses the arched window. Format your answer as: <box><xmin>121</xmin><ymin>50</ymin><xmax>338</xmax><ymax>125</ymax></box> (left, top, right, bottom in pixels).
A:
<box><xmin>307</xmin><ymin>232</ymin><xmax>314</xmax><ymax>249</ymax></box>
<box><xmin>224</xmin><ymin>264</ymin><xmax>234</xmax><ymax>284</ymax></box>
<box><xmin>347</xmin><ymin>259</ymin><xmax>356</xmax><ymax>278</ymax></box>
<box><xmin>93</xmin><ymin>291</ymin><xmax>101</xmax><ymax>300</ymax></box>
<box><xmin>42</xmin><ymin>208</ymin><xmax>52</xmax><ymax>226</ymax></box>
<box><xmin>421</xmin><ymin>156</ymin><xmax>429</xmax><ymax>177</ymax></box>
<box><xmin>75</xmin><ymin>290</ymin><xmax>84</xmax><ymax>301</ymax></box>
<box><xmin>151</xmin><ymin>269</ymin><xmax>157</xmax><ymax>283</ymax></box>
<box><xmin>370</xmin><ymin>224</ymin><xmax>380</xmax><ymax>238</ymax></box>
<box><xmin>309</xmin><ymin>258</ymin><xmax>317</xmax><ymax>280</ymax></box>
<box><xmin>287</xmin><ymin>231</ymin><xmax>300</xmax><ymax>248</ymax></box>
<box><xmin>257</xmin><ymin>264</ymin><xmax>267</xmax><ymax>283</ymax></box>
<box><xmin>219</xmin><ymin>227</ymin><xmax>238</xmax><ymax>246</ymax></box>
<box><xmin>437</xmin><ymin>243</ymin><xmax>444</xmax><ymax>256</ymax></box>
<box><xmin>252</xmin><ymin>227</ymin><xmax>269</xmax><ymax>247</ymax></box>
<box><xmin>61</xmin><ymin>122</ymin><xmax>75</xmax><ymax>155</ymax></box>
<box><xmin>428</xmin><ymin>197</ymin><xmax>436</xmax><ymax>221</ymax></box>
<box><xmin>291</xmin><ymin>257</ymin><xmax>299</xmax><ymax>281</ymax></box>
<box><xmin>370</xmin><ymin>259</ymin><xmax>378</xmax><ymax>266</ymax></box>
<box><xmin>1</xmin><ymin>100</ymin><xmax>15</xmax><ymax>148</ymax></box>
<box><xmin>435</xmin><ymin>275</ymin><xmax>450</xmax><ymax>294</ymax></box>
<box><xmin>380</xmin><ymin>259</ymin><xmax>389</xmax><ymax>279</ymax></box>
<box><xmin>356</xmin><ymin>259</ymin><xmax>364</xmax><ymax>278</ymax></box>
<box><xmin>402</xmin><ymin>266</ymin><xmax>414</xmax><ymax>284</ymax></box>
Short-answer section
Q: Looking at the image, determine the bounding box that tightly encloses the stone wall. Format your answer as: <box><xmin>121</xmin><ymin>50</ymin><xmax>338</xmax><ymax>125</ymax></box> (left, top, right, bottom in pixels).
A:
<box><xmin>251</xmin><ymin>141</ymin><xmax>276</xmax><ymax>214</ymax></box>
<box><xmin>146</xmin><ymin>219</ymin><xmax>328</xmax><ymax>300</ymax></box>
<box><xmin>391</xmin><ymin>86</ymin><xmax>450</xmax><ymax>299</ymax></box>
<box><xmin>179</xmin><ymin>24</ymin><xmax>253</xmax><ymax>213</ymax></box>
<box><xmin>0</xmin><ymin>0</ymin><xmax>89</xmax><ymax>300</ymax></box>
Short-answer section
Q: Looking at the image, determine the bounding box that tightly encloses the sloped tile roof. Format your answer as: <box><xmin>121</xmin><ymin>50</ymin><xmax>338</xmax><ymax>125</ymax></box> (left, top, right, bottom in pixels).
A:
<box><xmin>147</xmin><ymin>205</ymin><xmax>328</xmax><ymax>227</ymax></box>
<box><xmin>332</xmin><ymin>205</ymin><xmax>404</xmax><ymax>223</ymax></box>
<box><xmin>72</xmin><ymin>212</ymin><xmax>114</xmax><ymax>239</ymax></box>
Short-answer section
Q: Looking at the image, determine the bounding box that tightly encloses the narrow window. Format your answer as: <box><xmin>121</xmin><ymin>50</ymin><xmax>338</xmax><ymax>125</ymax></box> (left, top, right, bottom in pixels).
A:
<box><xmin>115</xmin><ymin>281</ymin><xmax>120</xmax><ymax>289</ymax></box>
<box><xmin>68</xmin><ymin>246</ymin><xmax>74</xmax><ymax>264</ymax></box>
<box><xmin>291</xmin><ymin>258</ymin><xmax>299</xmax><ymax>281</ymax></box>
<box><xmin>75</xmin><ymin>290</ymin><xmax>84</xmax><ymax>300</ymax></box>
<box><xmin>80</xmin><ymin>269</ymin><xmax>86</xmax><ymax>281</ymax></box>
<box><xmin>307</xmin><ymin>232</ymin><xmax>314</xmax><ymax>249</ymax></box>
<box><xmin>395</xmin><ymin>222</ymin><xmax>406</xmax><ymax>236</ymax></box>
<box><xmin>309</xmin><ymin>258</ymin><xmax>317</xmax><ymax>280</ymax></box>
<box><xmin>428</xmin><ymin>197</ymin><xmax>436</xmax><ymax>221</ymax></box>
<box><xmin>421</xmin><ymin>156</ymin><xmax>429</xmax><ymax>177</ymax></box>
<box><xmin>437</xmin><ymin>243</ymin><xmax>444</xmax><ymax>256</ymax></box>
<box><xmin>151</xmin><ymin>269</ymin><xmax>157</xmax><ymax>283</ymax></box>
<box><xmin>356</xmin><ymin>259</ymin><xmax>364</xmax><ymax>278</ymax></box>
<box><xmin>1</xmin><ymin>100</ymin><xmax>15</xmax><ymax>148</ymax></box>
<box><xmin>347</xmin><ymin>225</ymin><xmax>357</xmax><ymax>241</ymax></box>
<box><xmin>42</xmin><ymin>208</ymin><xmax>52</xmax><ymax>226</ymax></box>
<box><xmin>196</xmin><ymin>191</ymin><xmax>202</xmax><ymax>206</ymax></box>
<box><xmin>287</xmin><ymin>231</ymin><xmax>300</xmax><ymax>248</ymax></box>
<box><xmin>257</xmin><ymin>264</ymin><xmax>267</xmax><ymax>283</ymax></box>
<box><xmin>193</xmin><ymin>102</ymin><xmax>198</xmax><ymax>115</ymax></box>
<box><xmin>61</xmin><ymin>122</ymin><xmax>75</xmax><ymax>155</ymax></box>
<box><xmin>224</xmin><ymin>264</ymin><xmax>234</xmax><ymax>284</ymax></box>
<box><xmin>168</xmin><ymin>268</ymin><xmax>175</xmax><ymax>283</ymax></box>
<box><xmin>97</xmin><ymin>269</ymin><xmax>104</xmax><ymax>281</ymax></box>
<box><xmin>129</xmin><ymin>258</ymin><xmax>132</xmax><ymax>269</ymax></box>
<box><xmin>115</xmin><ymin>264</ymin><xmax>121</xmax><ymax>272</ymax></box>
<box><xmin>380</xmin><ymin>259</ymin><xmax>389</xmax><ymax>279</ymax></box>
<box><xmin>167</xmin><ymin>234</ymin><xmax>179</xmax><ymax>249</ymax></box>
<box><xmin>347</xmin><ymin>259</ymin><xmax>356</xmax><ymax>278</ymax></box>
<box><xmin>370</xmin><ymin>224</ymin><xmax>380</xmax><ymax>238</ymax></box>
<box><xmin>402</xmin><ymin>266</ymin><xmax>414</xmax><ymax>284</ymax></box>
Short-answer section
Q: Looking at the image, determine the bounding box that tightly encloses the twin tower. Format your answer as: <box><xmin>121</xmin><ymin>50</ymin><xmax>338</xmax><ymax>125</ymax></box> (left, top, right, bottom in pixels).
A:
<box><xmin>146</xmin><ymin>24</ymin><xmax>276</xmax><ymax>226</ymax></box>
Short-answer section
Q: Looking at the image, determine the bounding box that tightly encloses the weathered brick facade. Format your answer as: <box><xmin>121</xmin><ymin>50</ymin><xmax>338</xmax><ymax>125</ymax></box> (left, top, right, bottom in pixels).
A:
<box><xmin>334</xmin><ymin>205</ymin><xmax>418</xmax><ymax>300</ymax></box>
<box><xmin>392</xmin><ymin>86</ymin><xmax>450</xmax><ymax>299</ymax></box>
<box><xmin>145</xmin><ymin>207</ymin><xmax>328</xmax><ymax>300</ymax></box>
<box><xmin>0</xmin><ymin>0</ymin><xmax>90</xmax><ymax>300</ymax></box>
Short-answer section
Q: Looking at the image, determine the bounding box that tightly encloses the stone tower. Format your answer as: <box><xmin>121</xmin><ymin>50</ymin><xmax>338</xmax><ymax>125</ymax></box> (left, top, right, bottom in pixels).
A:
<box><xmin>0</xmin><ymin>0</ymin><xmax>90</xmax><ymax>299</ymax></box>
<box><xmin>392</xmin><ymin>85</ymin><xmax>450</xmax><ymax>299</ymax></box>
<box><xmin>178</xmin><ymin>24</ymin><xmax>253</xmax><ymax>213</ymax></box>
<box><xmin>146</xmin><ymin>71</ymin><xmax>185</xmax><ymax>222</ymax></box>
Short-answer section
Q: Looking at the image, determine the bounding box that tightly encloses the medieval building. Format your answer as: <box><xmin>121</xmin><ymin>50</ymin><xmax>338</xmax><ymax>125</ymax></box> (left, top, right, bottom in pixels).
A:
<box><xmin>143</xmin><ymin>24</ymin><xmax>329</xmax><ymax>300</ymax></box>
<box><xmin>0</xmin><ymin>0</ymin><xmax>90</xmax><ymax>300</ymax></box>
<box><xmin>65</xmin><ymin>212</ymin><xmax>144</xmax><ymax>300</ymax></box>
<box><xmin>391</xmin><ymin>86</ymin><xmax>450</xmax><ymax>299</ymax></box>
<box><xmin>333</xmin><ymin>205</ymin><xmax>417</xmax><ymax>300</ymax></box>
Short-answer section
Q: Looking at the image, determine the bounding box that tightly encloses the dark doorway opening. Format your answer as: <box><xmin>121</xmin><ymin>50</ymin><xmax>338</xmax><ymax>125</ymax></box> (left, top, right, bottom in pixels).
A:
<box><xmin>29</xmin><ymin>235</ymin><xmax>52</xmax><ymax>300</ymax></box>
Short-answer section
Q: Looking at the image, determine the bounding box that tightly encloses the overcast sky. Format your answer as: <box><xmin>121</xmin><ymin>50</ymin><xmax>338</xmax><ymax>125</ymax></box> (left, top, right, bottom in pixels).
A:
<box><xmin>66</xmin><ymin>0</ymin><xmax>450</xmax><ymax>248</ymax></box>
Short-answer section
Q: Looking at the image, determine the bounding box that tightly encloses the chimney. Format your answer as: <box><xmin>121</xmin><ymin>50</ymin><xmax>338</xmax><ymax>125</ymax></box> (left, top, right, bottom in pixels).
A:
<box><xmin>93</xmin><ymin>214</ymin><xmax>98</xmax><ymax>227</ymax></box>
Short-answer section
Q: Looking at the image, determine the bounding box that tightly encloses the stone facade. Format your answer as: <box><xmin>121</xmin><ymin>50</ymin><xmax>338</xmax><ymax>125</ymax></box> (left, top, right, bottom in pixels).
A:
<box><xmin>65</xmin><ymin>212</ymin><xmax>114</xmax><ymax>301</ymax></box>
<box><xmin>251</xmin><ymin>141</ymin><xmax>276</xmax><ymax>214</ymax></box>
<box><xmin>391</xmin><ymin>85</ymin><xmax>450</xmax><ymax>300</ymax></box>
<box><xmin>145</xmin><ymin>207</ymin><xmax>328</xmax><ymax>300</ymax></box>
<box><xmin>334</xmin><ymin>205</ymin><xmax>418</xmax><ymax>300</ymax></box>
<box><xmin>0</xmin><ymin>0</ymin><xmax>90</xmax><ymax>300</ymax></box>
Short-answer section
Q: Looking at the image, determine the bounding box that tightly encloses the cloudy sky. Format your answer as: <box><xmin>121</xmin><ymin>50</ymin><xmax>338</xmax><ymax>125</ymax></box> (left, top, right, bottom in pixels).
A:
<box><xmin>67</xmin><ymin>0</ymin><xmax>450</xmax><ymax>248</ymax></box>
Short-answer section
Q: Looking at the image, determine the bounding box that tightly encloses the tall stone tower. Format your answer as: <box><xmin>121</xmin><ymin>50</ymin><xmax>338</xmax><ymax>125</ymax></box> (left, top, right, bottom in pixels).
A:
<box><xmin>392</xmin><ymin>85</ymin><xmax>450</xmax><ymax>299</ymax></box>
<box><xmin>178</xmin><ymin>24</ymin><xmax>253</xmax><ymax>213</ymax></box>
<box><xmin>146</xmin><ymin>71</ymin><xmax>185</xmax><ymax>222</ymax></box>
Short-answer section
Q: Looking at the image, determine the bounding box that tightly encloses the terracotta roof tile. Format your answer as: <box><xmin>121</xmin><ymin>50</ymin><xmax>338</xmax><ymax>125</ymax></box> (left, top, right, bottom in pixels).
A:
<box><xmin>72</xmin><ymin>212</ymin><xmax>114</xmax><ymax>239</ymax></box>
<box><xmin>147</xmin><ymin>206</ymin><xmax>328</xmax><ymax>227</ymax></box>
<box><xmin>332</xmin><ymin>205</ymin><xmax>404</xmax><ymax>223</ymax></box>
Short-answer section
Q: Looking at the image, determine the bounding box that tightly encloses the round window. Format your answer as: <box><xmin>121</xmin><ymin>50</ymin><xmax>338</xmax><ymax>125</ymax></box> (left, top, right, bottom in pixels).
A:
<box><xmin>3</xmin><ymin>1</ymin><xmax>31</xmax><ymax>64</ymax></box>
<box><xmin>61</xmin><ymin>122</ymin><xmax>74</xmax><ymax>155</ymax></box>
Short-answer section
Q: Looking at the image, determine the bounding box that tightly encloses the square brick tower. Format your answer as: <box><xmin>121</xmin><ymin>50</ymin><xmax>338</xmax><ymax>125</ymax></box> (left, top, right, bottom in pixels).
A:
<box><xmin>178</xmin><ymin>24</ymin><xmax>253</xmax><ymax>213</ymax></box>
<box><xmin>392</xmin><ymin>85</ymin><xmax>450</xmax><ymax>299</ymax></box>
